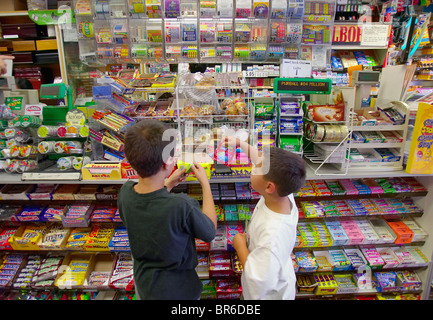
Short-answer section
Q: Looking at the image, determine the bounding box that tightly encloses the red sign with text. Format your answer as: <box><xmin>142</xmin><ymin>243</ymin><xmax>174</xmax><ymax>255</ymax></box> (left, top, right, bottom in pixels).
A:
<box><xmin>332</xmin><ymin>25</ymin><xmax>362</xmax><ymax>45</ymax></box>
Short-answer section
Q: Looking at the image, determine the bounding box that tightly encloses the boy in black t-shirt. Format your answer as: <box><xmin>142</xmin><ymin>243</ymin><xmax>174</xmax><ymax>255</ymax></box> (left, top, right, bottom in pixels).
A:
<box><xmin>118</xmin><ymin>119</ymin><xmax>217</xmax><ymax>300</ymax></box>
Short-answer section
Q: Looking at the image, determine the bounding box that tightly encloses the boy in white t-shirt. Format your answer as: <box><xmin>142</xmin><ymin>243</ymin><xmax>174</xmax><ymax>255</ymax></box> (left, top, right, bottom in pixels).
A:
<box><xmin>224</xmin><ymin>137</ymin><xmax>306</xmax><ymax>300</ymax></box>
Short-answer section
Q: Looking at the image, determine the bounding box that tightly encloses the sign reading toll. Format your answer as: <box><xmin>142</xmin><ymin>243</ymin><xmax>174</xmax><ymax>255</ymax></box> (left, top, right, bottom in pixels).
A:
<box><xmin>274</xmin><ymin>78</ymin><xmax>332</xmax><ymax>94</ymax></box>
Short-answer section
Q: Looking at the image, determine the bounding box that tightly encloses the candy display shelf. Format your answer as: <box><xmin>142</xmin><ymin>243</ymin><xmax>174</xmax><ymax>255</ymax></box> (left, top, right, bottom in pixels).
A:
<box><xmin>0</xmin><ymin>11</ymin><xmax>29</xmax><ymax>17</ymax></box>
<box><xmin>0</xmin><ymin>175</ymin><xmax>431</xmax><ymax>300</ymax></box>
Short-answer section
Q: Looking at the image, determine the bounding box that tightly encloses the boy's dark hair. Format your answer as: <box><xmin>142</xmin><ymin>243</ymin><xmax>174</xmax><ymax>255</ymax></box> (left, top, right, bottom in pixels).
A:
<box><xmin>16</xmin><ymin>78</ymin><xmax>33</xmax><ymax>89</ymax></box>
<box><xmin>263</xmin><ymin>148</ymin><xmax>306</xmax><ymax>197</ymax></box>
<box><xmin>124</xmin><ymin>119</ymin><xmax>174</xmax><ymax>178</ymax></box>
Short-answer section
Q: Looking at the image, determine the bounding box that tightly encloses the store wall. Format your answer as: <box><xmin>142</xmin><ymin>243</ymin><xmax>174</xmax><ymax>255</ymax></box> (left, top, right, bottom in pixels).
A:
<box><xmin>413</xmin><ymin>176</ymin><xmax>433</xmax><ymax>299</ymax></box>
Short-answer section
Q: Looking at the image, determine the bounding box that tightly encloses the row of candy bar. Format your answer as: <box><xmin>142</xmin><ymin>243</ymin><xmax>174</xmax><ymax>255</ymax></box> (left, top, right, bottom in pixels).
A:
<box><xmin>1</xmin><ymin>217</ymin><xmax>424</xmax><ymax>253</ymax></box>
<box><xmin>200</xmin><ymin>278</ymin><xmax>242</xmax><ymax>300</ymax></box>
<box><xmin>55</xmin><ymin>255</ymin><xmax>92</xmax><ymax>288</ymax></box>
<box><xmin>297</xmin><ymin>177</ymin><xmax>426</xmax><ymax>197</ymax></box>
<box><xmin>109</xmin><ymin>252</ymin><xmax>134</xmax><ymax>290</ymax></box>
<box><xmin>0</xmin><ymin>184</ymin><xmax>107</xmax><ymax>201</ymax></box>
<box><xmin>0</xmin><ymin>176</ymin><xmax>425</xmax><ymax>202</ymax></box>
<box><xmin>0</xmin><ymin>289</ymin><xmax>101</xmax><ymax>300</ymax></box>
<box><xmin>375</xmin><ymin>270</ymin><xmax>422</xmax><ymax>293</ymax></box>
<box><xmin>297</xmin><ymin>269</ymin><xmax>421</xmax><ymax>296</ymax></box>
<box><xmin>32</xmin><ymin>254</ymin><xmax>65</xmax><ymax>288</ymax></box>
<box><xmin>109</xmin><ymin>226</ymin><xmax>130</xmax><ymax>251</ymax></box>
<box><xmin>293</xmin><ymin>245</ymin><xmax>428</xmax><ymax>273</ymax></box>
<box><xmin>216</xmin><ymin>203</ymin><xmax>254</xmax><ymax>221</ymax></box>
<box><xmin>300</xmin><ymin>197</ymin><xmax>422</xmax><ymax>218</ymax></box>
<box><xmin>0</xmin><ymin>254</ymin><xmax>24</xmax><ymax>287</ymax></box>
<box><xmin>296</xmin><ymin>217</ymin><xmax>427</xmax><ymax>247</ymax></box>
<box><xmin>0</xmin><ymin>252</ymin><xmax>137</xmax><ymax>292</ymax></box>
<box><xmin>0</xmin><ymin>203</ymin><xmax>101</xmax><ymax>227</ymax></box>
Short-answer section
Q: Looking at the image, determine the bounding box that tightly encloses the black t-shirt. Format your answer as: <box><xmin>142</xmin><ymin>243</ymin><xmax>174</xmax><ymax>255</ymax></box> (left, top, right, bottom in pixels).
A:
<box><xmin>118</xmin><ymin>181</ymin><xmax>215</xmax><ymax>299</ymax></box>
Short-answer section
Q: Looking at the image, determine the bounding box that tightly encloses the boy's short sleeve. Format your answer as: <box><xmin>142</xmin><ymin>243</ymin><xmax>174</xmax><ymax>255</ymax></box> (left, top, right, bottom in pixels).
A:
<box><xmin>185</xmin><ymin>200</ymin><xmax>216</xmax><ymax>243</ymax></box>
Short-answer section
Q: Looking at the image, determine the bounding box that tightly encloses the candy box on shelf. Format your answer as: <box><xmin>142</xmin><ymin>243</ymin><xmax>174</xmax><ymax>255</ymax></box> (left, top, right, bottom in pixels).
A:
<box><xmin>335</xmin><ymin>274</ymin><xmax>358</xmax><ymax>294</ymax></box>
<box><xmin>0</xmin><ymin>222</ymin><xmax>21</xmax><ymax>250</ymax></box>
<box><xmin>52</xmin><ymin>184</ymin><xmax>79</xmax><ymax>200</ymax></box>
<box><xmin>339</xmin><ymin>218</ymin><xmax>365</xmax><ymax>245</ymax></box>
<box><xmin>0</xmin><ymin>205</ymin><xmax>22</xmax><ymax>222</ymax></box>
<box><xmin>27</xmin><ymin>184</ymin><xmax>56</xmax><ymax>200</ymax></box>
<box><xmin>0</xmin><ymin>184</ymin><xmax>34</xmax><ymax>200</ymax></box>
<box><xmin>400</xmin><ymin>217</ymin><xmax>428</xmax><ymax>242</ymax></box>
<box><xmin>376</xmin><ymin>247</ymin><xmax>400</xmax><ymax>269</ymax></box>
<box><xmin>296</xmin><ymin>274</ymin><xmax>318</xmax><ymax>293</ymax></box>
<box><xmin>328</xmin><ymin>249</ymin><xmax>351</xmax><ymax>271</ymax></box>
<box><xmin>356</xmin><ymin>219</ymin><xmax>381</xmax><ymax>244</ymax></box>
<box><xmin>216</xmin><ymin>278</ymin><xmax>242</xmax><ymax>299</ymax></box>
<box><xmin>235</xmin><ymin>182</ymin><xmax>251</xmax><ymax>200</ymax></box>
<box><xmin>61</xmin><ymin>202</ymin><xmax>94</xmax><ymax>228</ymax></box>
<box><xmin>312</xmin><ymin>250</ymin><xmax>334</xmax><ymax>271</ymax></box>
<box><xmin>109</xmin><ymin>252</ymin><xmax>134</xmax><ymax>290</ymax></box>
<box><xmin>325</xmin><ymin>180</ymin><xmax>346</xmax><ymax>195</ymax></box>
<box><xmin>226</xmin><ymin>223</ymin><xmax>243</xmax><ymax>251</ymax></box>
<box><xmin>90</xmin><ymin>205</ymin><xmax>118</xmax><ymax>222</ymax></box>
<box><xmin>401</xmin><ymin>177</ymin><xmax>427</xmax><ymax>192</ymax></box>
<box><xmin>83</xmin><ymin>224</ymin><xmax>115</xmax><ymax>252</ymax></box>
<box><xmin>109</xmin><ymin>226</ymin><xmax>130</xmax><ymax>252</ymax></box>
<box><xmin>11</xmin><ymin>223</ymin><xmax>48</xmax><ymax>250</ymax></box>
<box><xmin>220</xmin><ymin>183</ymin><xmax>237</xmax><ymax>201</ymax></box>
<box><xmin>360</xmin><ymin>178</ymin><xmax>384</xmax><ymax>194</ymax></box>
<box><xmin>301</xmin><ymin>201</ymin><xmax>325</xmax><ymax>218</ymax></box>
<box><xmin>0</xmin><ymin>253</ymin><xmax>25</xmax><ymax>289</ymax></box>
<box><xmin>385</xmin><ymin>220</ymin><xmax>414</xmax><ymax>244</ymax></box>
<box><xmin>201</xmin><ymin>279</ymin><xmax>216</xmax><ymax>300</ymax></box>
<box><xmin>12</xmin><ymin>254</ymin><xmax>44</xmax><ymax>290</ymax></box>
<box><xmin>232</xmin><ymin>253</ymin><xmax>243</xmax><ymax>274</ymax></box>
<box><xmin>325</xmin><ymin>220</ymin><xmax>349</xmax><ymax>245</ymax></box>
<box><xmin>12</xmin><ymin>205</ymin><xmax>48</xmax><ymax>222</ymax></box>
<box><xmin>95</xmin><ymin>185</ymin><xmax>121</xmax><ymax>201</ymax></box>
<box><xmin>395</xmin><ymin>271</ymin><xmax>422</xmax><ymax>292</ymax></box>
<box><xmin>31</xmin><ymin>253</ymin><xmax>66</xmax><ymax>289</ymax></box>
<box><xmin>361</xmin><ymin>247</ymin><xmax>385</xmax><ymax>270</ymax></box>
<box><xmin>210</xmin><ymin>224</ymin><xmax>227</xmax><ymax>251</ymax></box>
<box><xmin>344</xmin><ymin>248</ymin><xmax>368</xmax><ymax>270</ymax></box>
<box><xmin>38</xmin><ymin>223</ymin><xmax>71</xmax><ymax>250</ymax></box>
<box><xmin>369</xmin><ymin>218</ymin><xmax>397</xmax><ymax>244</ymax></box>
<box><xmin>314</xmin><ymin>273</ymin><xmax>339</xmax><ymax>295</ymax></box>
<box><xmin>195</xmin><ymin>238</ymin><xmax>210</xmax><ymax>251</ymax></box>
<box><xmin>85</xmin><ymin>253</ymin><xmax>115</xmax><ymax>290</ymax></box>
<box><xmin>42</xmin><ymin>205</ymin><xmax>66</xmax><ymax>222</ymax></box>
<box><xmin>405</xmin><ymin>247</ymin><xmax>429</xmax><ymax>267</ymax></box>
<box><xmin>295</xmin><ymin>250</ymin><xmax>318</xmax><ymax>273</ymax></box>
<box><xmin>64</xmin><ymin>227</ymin><xmax>92</xmax><ymax>251</ymax></box>
<box><xmin>391</xmin><ymin>247</ymin><xmax>418</xmax><ymax>268</ymax></box>
<box><xmin>196</xmin><ymin>252</ymin><xmax>209</xmax><ymax>274</ymax></box>
<box><xmin>310</xmin><ymin>180</ymin><xmax>332</xmax><ymax>196</ymax></box>
<box><xmin>209</xmin><ymin>252</ymin><xmax>234</xmax><ymax>277</ymax></box>
<box><xmin>73</xmin><ymin>185</ymin><xmax>99</xmax><ymax>201</ymax></box>
<box><xmin>375</xmin><ymin>272</ymin><xmax>398</xmax><ymax>292</ymax></box>
<box><xmin>55</xmin><ymin>253</ymin><xmax>95</xmax><ymax>289</ymax></box>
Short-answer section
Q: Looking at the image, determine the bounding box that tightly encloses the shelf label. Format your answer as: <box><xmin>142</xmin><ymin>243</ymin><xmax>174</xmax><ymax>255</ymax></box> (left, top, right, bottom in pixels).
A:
<box><xmin>281</xmin><ymin>59</ymin><xmax>312</xmax><ymax>78</ymax></box>
<box><xmin>274</xmin><ymin>78</ymin><xmax>332</xmax><ymax>94</ymax></box>
<box><xmin>361</xmin><ymin>24</ymin><xmax>390</xmax><ymax>47</ymax></box>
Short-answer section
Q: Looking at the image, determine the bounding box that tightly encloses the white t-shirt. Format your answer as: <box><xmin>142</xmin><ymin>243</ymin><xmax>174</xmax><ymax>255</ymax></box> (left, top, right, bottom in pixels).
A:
<box><xmin>241</xmin><ymin>194</ymin><xmax>298</xmax><ymax>300</ymax></box>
